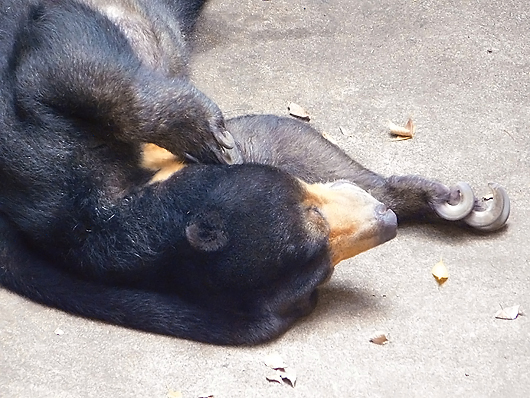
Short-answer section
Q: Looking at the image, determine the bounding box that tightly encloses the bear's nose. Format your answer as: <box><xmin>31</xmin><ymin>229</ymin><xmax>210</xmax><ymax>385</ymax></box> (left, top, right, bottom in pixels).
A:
<box><xmin>375</xmin><ymin>204</ymin><xmax>397</xmax><ymax>244</ymax></box>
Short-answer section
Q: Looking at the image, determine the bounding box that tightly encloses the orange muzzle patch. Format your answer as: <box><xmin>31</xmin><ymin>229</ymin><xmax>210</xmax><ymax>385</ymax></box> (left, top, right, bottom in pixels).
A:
<box><xmin>301</xmin><ymin>181</ymin><xmax>397</xmax><ymax>266</ymax></box>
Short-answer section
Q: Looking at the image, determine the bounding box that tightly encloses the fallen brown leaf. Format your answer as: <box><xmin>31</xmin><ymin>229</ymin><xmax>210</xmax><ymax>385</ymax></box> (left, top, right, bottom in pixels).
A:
<box><xmin>370</xmin><ymin>331</ymin><xmax>389</xmax><ymax>345</ymax></box>
<box><xmin>432</xmin><ymin>258</ymin><xmax>449</xmax><ymax>285</ymax></box>
<box><xmin>389</xmin><ymin>118</ymin><xmax>415</xmax><ymax>140</ymax></box>
<box><xmin>495</xmin><ymin>304</ymin><xmax>521</xmax><ymax>320</ymax></box>
<box><xmin>288</xmin><ymin>102</ymin><xmax>310</xmax><ymax>121</ymax></box>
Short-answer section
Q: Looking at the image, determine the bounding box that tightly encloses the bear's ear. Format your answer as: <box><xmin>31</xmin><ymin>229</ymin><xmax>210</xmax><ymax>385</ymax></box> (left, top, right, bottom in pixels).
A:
<box><xmin>185</xmin><ymin>211</ymin><xmax>229</xmax><ymax>252</ymax></box>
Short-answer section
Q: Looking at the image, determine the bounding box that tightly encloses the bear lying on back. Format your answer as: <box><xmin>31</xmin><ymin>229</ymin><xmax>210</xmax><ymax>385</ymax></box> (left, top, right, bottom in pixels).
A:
<box><xmin>0</xmin><ymin>0</ymin><xmax>509</xmax><ymax>345</ymax></box>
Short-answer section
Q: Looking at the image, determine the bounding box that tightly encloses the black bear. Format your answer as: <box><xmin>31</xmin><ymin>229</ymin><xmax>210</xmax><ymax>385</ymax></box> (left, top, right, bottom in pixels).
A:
<box><xmin>0</xmin><ymin>0</ymin><xmax>510</xmax><ymax>345</ymax></box>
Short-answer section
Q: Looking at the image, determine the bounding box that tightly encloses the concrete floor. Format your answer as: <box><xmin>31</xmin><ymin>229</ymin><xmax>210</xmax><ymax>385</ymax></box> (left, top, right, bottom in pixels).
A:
<box><xmin>2</xmin><ymin>0</ymin><xmax>529</xmax><ymax>397</ymax></box>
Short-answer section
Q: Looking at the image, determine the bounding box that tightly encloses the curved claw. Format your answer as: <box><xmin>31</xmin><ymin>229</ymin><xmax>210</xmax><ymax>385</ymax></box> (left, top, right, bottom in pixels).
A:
<box><xmin>219</xmin><ymin>146</ymin><xmax>244</xmax><ymax>164</ymax></box>
<box><xmin>464</xmin><ymin>183</ymin><xmax>510</xmax><ymax>231</ymax></box>
<box><xmin>214</xmin><ymin>130</ymin><xmax>236</xmax><ymax>149</ymax></box>
<box><xmin>434</xmin><ymin>182</ymin><xmax>475</xmax><ymax>221</ymax></box>
<box><xmin>212</xmin><ymin>130</ymin><xmax>244</xmax><ymax>165</ymax></box>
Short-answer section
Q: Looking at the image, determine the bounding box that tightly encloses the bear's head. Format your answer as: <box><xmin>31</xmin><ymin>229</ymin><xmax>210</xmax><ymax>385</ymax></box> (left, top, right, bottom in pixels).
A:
<box><xmin>178</xmin><ymin>165</ymin><xmax>396</xmax><ymax>308</ymax></box>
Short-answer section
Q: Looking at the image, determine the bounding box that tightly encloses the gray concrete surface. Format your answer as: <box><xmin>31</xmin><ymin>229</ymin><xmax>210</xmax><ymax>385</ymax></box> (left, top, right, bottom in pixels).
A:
<box><xmin>1</xmin><ymin>0</ymin><xmax>529</xmax><ymax>397</ymax></box>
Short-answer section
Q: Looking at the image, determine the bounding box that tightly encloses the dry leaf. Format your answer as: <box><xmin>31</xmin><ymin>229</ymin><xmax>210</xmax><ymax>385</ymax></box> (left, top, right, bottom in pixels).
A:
<box><xmin>495</xmin><ymin>304</ymin><xmax>521</xmax><ymax>320</ymax></box>
<box><xmin>54</xmin><ymin>328</ymin><xmax>64</xmax><ymax>336</ymax></box>
<box><xmin>288</xmin><ymin>102</ymin><xmax>310</xmax><ymax>120</ymax></box>
<box><xmin>263</xmin><ymin>352</ymin><xmax>297</xmax><ymax>387</ymax></box>
<box><xmin>370</xmin><ymin>331</ymin><xmax>389</xmax><ymax>345</ymax></box>
<box><xmin>264</xmin><ymin>352</ymin><xmax>287</xmax><ymax>369</ymax></box>
<box><xmin>432</xmin><ymin>258</ymin><xmax>449</xmax><ymax>285</ymax></box>
<box><xmin>166</xmin><ymin>390</ymin><xmax>182</xmax><ymax>398</ymax></box>
<box><xmin>388</xmin><ymin>118</ymin><xmax>415</xmax><ymax>140</ymax></box>
<box><xmin>198</xmin><ymin>394</ymin><xmax>214</xmax><ymax>398</ymax></box>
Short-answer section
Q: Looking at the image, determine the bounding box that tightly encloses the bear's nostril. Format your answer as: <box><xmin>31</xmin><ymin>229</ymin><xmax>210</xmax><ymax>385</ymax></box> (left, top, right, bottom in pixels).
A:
<box><xmin>375</xmin><ymin>203</ymin><xmax>388</xmax><ymax>215</ymax></box>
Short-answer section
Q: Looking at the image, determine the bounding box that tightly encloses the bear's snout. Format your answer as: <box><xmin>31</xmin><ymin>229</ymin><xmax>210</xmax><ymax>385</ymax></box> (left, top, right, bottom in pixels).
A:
<box><xmin>301</xmin><ymin>180</ymin><xmax>398</xmax><ymax>266</ymax></box>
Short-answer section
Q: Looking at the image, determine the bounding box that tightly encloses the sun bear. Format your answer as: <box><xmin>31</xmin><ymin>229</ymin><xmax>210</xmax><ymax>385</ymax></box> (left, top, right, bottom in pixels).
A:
<box><xmin>0</xmin><ymin>0</ymin><xmax>510</xmax><ymax>345</ymax></box>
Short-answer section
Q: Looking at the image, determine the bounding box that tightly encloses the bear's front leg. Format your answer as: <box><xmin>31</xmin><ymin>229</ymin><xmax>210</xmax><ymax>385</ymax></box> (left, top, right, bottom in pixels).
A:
<box><xmin>123</xmin><ymin>74</ymin><xmax>244</xmax><ymax>165</ymax></box>
<box><xmin>12</xmin><ymin>4</ymin><xmax>241</xmax><ymax>166</ymax></box>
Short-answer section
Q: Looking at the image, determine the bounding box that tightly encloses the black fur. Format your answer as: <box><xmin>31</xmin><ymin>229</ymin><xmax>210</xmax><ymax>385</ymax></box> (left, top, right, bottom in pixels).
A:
<box><xmin>0</xmin><ymin>164</ymin><xmax>331</xmax><ymax>345</ymax></box>
<box><xmin>3</xmin><ymin>0</ymin><xmax>229</xmax><ymax>167</ymax></box>
<box><xmin>0</xmin><ymin>0</ymin><xmax>490</xmax><ymax>345</ymax></box>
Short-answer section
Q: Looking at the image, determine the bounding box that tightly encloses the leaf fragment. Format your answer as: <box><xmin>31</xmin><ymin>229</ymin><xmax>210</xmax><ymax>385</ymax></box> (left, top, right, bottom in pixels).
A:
<box><xmin>389</xmin><ymin>118</ymin><xmax>415</xmax><ymax>140</ymax></box>
<box><xmin>495</xmin><ymin>304</ymin><xmax>521</xmax><ymax>320</ymax></box>
<box><xmin>432</xmin><ymin>258</ymin><xmax>449</xmax><ymax>285</ymax></box>
<box><xmin>288</xmin><ymin>102</ymin><xmax>311</xmax><ymax>120</ymax></box>
<box><xmin>369</xmin><ymin>331</ymin><xmax>389</xmax><ymax>345</ymax></box>
<box><xmin>263</xmin><ymin>352</ymin><xmax>297</xmax><ymax>387</ymax></box>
